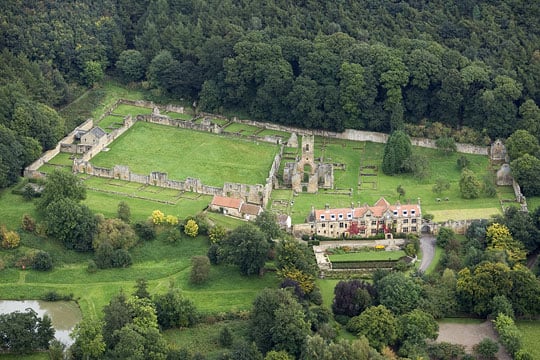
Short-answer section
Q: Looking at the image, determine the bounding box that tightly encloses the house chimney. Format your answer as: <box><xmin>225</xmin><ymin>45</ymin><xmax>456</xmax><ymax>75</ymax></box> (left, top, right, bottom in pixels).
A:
<box><xmin>325</xmin><ymin>203</ymin><xmax>329</xmax><ymax>210</ymax></box>
<box><xmin>351</xmin><ymin>202</ymin><xmax>354</xmax><ymax>209</ymax></box>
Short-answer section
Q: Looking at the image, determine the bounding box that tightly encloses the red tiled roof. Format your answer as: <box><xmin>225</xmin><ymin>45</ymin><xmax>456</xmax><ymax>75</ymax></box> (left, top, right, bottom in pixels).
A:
<box><xmin>211</xmin><ymin>195</ymin><xmax>242</xmax><ymax>210</ymax></box>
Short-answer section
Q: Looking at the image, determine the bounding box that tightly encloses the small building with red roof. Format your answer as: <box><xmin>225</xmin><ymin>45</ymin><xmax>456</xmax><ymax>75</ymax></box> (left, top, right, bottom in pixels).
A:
<box><xmin>209</xmin><ymin>195</ymin><xmax>263</xmax><ymax>220</ymax></box>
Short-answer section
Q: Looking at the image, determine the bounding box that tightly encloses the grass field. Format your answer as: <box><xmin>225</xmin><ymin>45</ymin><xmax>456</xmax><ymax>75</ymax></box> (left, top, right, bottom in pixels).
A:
<box><xmin>97</xmin><ymin>114</ymin><xmax>124</xmax><ymax>132</ymax></box>
<box><xmin>222</xmin><ymin>122</ymin><xmax>261</xmax><ymax>136</ymax></box>
<box><xmin>91</xmin><ymin>121</ymin><xmax>279</xmax><ymax>187</ymax></box>
<box><xmin>328</xmin><ymin>250</ymin><xmax>406</xmax><ymax>262</ymax></box>
<box><xmin>517</xmin><ymin>320</ymin><xmax>540</xmax><ymax>359</ymax></box>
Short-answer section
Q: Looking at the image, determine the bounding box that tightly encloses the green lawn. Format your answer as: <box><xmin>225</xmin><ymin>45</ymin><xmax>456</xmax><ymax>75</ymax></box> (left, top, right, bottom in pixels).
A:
<box><xmin>97</xmin><ymin>114</ymin><xmax>124</xmax><ymax>132</ymax></box>
<box><xmin>328</xmin><ymin>250</ymin><xmax>406</xmax><ymax>262</ymax></box>
<box><xmin>163</xmin><ymin>111</ymin><xmax>193</xmax><ymax>120</ymax></box>
<box><xmin>163</xmin><ymin>319</ymin><xmax>250</xmax><ymax>358</ymax></box>
<box><xmin>424</xmin><ymin>245</ymin><xmax>443</xmax><ymax>275</ymax></box>
<box><xmin>91</xmin><ymin>121</ymin><xmax>279</xmax><ymax>187</ymax></box>
<box><xmin>316</xmin><ymin>279</ymin><xmax>340</xmax><ymax>310</ymax></box>
<box><xmin>222</xmin><ymin>122</ymin><xmax>261</xmax><ymax>136</ymax></box>
<box><xmin>113</xmin><ymin>104</ymin><xmax>153</xmax><ymax>116</ymax></box>
<box><xmin>517</xmin><ymin>320</ymin><xmax>540</xmax><ymax>359</ymax></box>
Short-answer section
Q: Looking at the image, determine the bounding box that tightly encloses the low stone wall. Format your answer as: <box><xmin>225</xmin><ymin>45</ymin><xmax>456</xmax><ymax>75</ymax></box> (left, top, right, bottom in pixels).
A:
<box><xmin>23</xmin><ymin>118</ymin><xmax>94</xmax><ymax>178</ymax></box>
<box><xmin>138</xmin><ymin>114</ymin><xmax>220</xmax><ymax>134</ymax></box>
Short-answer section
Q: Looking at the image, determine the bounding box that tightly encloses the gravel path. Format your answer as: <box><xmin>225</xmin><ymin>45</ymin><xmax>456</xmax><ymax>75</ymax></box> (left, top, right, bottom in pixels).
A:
<box><xmin>419</xmin><ymin>234</ymin><xmax>436</xmax><ymax>272</ymax></box>
<box><xmin>437</xmin><ymin>321</ymin><xmax>511</xmax><ymax>359</ymax></box>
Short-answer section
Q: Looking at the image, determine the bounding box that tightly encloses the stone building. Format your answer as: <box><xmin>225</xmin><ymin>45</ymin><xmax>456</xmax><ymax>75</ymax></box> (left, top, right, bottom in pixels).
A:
<box><xmin>283</xmin><ymin>134</ymin><xmax>334</xmax><ymax>193</ymax></box>
<box><xmin>209</xmin><ymin>195</ymin><xmax>263</xmax><ymax>220</ymax></box>
<box><xmin>302</xmin><ymin>198</ymin><xmax>421</xmax><ymax>238</ymax></box>
<box><xmin>80</xmin><ymin>127</ymin><xmax>107</xmax><ymax>145</ymax></box>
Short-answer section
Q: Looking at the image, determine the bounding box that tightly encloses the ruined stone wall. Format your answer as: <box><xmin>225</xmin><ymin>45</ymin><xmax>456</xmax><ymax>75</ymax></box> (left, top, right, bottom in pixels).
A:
<box><xmin>138</xmin><ymin>114</ymin><xmax>220</xmax><ymax>133</ymax></box>
<box><xmin>81</xmin><ymin>116</ymin><xmax>134</xmax><ymax>161</ymax></box>
<box><xmin>24</xmin><ymin>118</ymin><xmax>94</xmax><ymax>178</ymax></box>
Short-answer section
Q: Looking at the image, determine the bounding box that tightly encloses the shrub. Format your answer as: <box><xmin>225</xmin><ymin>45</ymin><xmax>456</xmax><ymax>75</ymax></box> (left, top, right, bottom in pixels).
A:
<box><xmin>117</xmin><ymin>201</ymin><xmax>131</xmax><ymax>223</ymax></box>
<box><xmin>207</xmin><ymin>244</ymin><xmax>221</xmax><ymax>264</ymax></box>
<box><xmin>166</xmin><ymin>228</ymin><xmax>182</xmax><ymax>243</ymax></box>
<box><xmin>111</xmin><ymin>249</ymin><xmax>132</xmax><ymax>268</ymax></box>
<box><xmin>151</xmin><ymin>210</ymin><xmax>165</xmax><ymax>225</ymax></box>
<box><xmin>1</xmin><ymin>226</ymin><xmax>20</xmax><ymax>249</ymax></box>
<box><xmin>190</xmin><ymin>256</ymin><xmax>211</xmax><ymax>285</ymax></box>
<box><xmin>166</xmin><ymin>215</ymin><xmax>179</xmax><ymax>226</ymax></box>
<box><xmin>218</xmin><ymin>326</ymin><xmax>233</xmax><ymax>348</ymax></box>
<box><xmin>184</xmin><ymin>219</ymin><xmax>199</xmax><ymax>237</ymax></box>
<box><xmin>473</xmin><ymin>338</ymin><xmax>499</xmax><ymax>360</ymax></box>
<box><xmin>33</xmin><ymin>251</ymin><xmax>53</xmax><ymax>271</ymax></box>
<box><xmin>426</xmin><ymin>342</ymin><xmax>466</xmax><ymax>360</ymax></box>
<box><xmin>21</xmin><ymin>214</ymin><xmax>36</xmax><ymax>233</ymax></box>
<box><xmin>86</xmin><ymin>260</ymin><xmax>98</xmax><ymax>273</ymax></box>
<box><xmin>134</xmin><ymin>221</ymin><xmax>156</xmax><ymax>241</ymax></box>
<box><xmin>209</xmin><ymin>225</ymin><xmax>227</xmax><ymax>244</ymax></box>
<box><xmin>493</xmin><ymin>313</ymin><xmax>522</xmax><ymax>356</ymax></box>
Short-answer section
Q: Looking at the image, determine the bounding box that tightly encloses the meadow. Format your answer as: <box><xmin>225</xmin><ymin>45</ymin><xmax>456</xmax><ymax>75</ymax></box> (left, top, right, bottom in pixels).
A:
<box><xmin>517</xmin><ymin>321</ymin><xmax>540</xmax><ymax>359</ymax></box>
<box><xmin>90</xmin><ymin>121</ymin><xmax>279</xmax><ymax>187</ymax></box>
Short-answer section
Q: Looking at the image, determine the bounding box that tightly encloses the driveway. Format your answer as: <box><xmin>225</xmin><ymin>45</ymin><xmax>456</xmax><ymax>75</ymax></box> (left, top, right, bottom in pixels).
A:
<box><xmin>419</xmin><ymin>234</ymin><xmax>436</xmax><ymax>272</ymax></box>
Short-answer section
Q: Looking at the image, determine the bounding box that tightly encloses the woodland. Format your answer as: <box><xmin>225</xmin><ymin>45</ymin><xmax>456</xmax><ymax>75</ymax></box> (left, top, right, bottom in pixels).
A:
<box><xmin>1</xmin><ymin>0</ymin><xmax>540</xmax><ymax>189</ymax></box>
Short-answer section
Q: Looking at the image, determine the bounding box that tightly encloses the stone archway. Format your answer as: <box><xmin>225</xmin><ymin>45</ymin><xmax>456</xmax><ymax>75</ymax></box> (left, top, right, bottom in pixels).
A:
<box><xmin>421</xmin><ymin>224</ymin><xmax>432</xmax><ymax>234</ymax></box>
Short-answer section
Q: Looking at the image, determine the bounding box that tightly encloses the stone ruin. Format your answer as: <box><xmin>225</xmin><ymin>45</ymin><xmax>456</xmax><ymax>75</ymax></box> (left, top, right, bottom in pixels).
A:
<box><xmin>282</xmin><ymin>134</ymin><xmax>334</xmax><ymax>193</ymax></box>
<box><xmin>496</xmin><ymin>163</ymin><xmax>513</xmax><ymax>186</ymax></box>
<box><xmin>490</xmin><ymin>139</ymin><xmax>507</xmax><ymax>164</ymax></box>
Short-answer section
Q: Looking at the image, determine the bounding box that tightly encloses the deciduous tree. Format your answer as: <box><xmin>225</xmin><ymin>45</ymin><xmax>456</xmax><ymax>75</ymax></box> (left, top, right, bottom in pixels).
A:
<box><xmin>220</xmin><ymin>223</ymin><xmax>269</xmax><ymax>276</ymax></box>
<box><xmin>346</xmin><ymin>305</ymin><xmax>398</xmax><ymax>350</ymax></box>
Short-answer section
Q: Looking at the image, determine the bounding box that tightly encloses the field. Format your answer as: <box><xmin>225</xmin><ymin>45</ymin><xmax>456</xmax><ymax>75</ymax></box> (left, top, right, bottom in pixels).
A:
<box><xmin>328</xmin><ymin>250</ymin><xmax>406</xmax><ymax>262</ymax></box>
<box><xmin>90</xmin><ymin>121</ymin><xmax>279</xmax><ymax>187</ymax></box>
<box><xmin>274</xmin><ymin>137</ymin><xmax>507</xmax><ymax>223</ymax></box>
<box><xmin>517</xmin><ymin>320</ymin><xmax>540</xmax><ymax>359</ymax></box>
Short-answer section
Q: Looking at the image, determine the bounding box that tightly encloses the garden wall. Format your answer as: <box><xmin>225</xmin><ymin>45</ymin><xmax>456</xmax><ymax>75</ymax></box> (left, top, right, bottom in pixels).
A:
<box><xmin>23</xmin><ymin>118</ymin><xmax>94</xmax><ymax>178</ymax></box>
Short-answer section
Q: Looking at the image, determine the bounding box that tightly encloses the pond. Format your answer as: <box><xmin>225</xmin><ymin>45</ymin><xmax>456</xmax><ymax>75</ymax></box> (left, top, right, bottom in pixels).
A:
<box><xmin>0</xmin><ymin>300</ymin><xmax>82</xmax><ymax>346</ymax></box>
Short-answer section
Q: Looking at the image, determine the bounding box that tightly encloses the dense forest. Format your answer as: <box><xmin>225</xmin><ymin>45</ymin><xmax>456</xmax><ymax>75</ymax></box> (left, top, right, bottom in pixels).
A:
<box><xmin>1</xmin><ymin>0</ymin><xmax>540</xmax><ymax>187</ymax></box>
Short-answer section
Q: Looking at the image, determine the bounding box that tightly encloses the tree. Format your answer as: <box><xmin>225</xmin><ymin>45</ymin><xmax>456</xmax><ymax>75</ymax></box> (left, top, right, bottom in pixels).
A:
<box><xmin>486</xmin><ymin>223</ymin><xmax>526</xmax><ymax>264</ymax></box>
<box><xmin>275</xmin><ymin>238</ymin><xmax>317</xmax><ymax>276</ymax></box>
<box><xmin>264</xmin><ymin>350</ymin><xmax>294</xmax><ymax>360</ymax></box>
<box><xmin>32</xmin><ymin>251</ymin><xmax>53</xmax><ymax>271</ymax></box>
<box><xmin>1</xmin><ymin>227</ymin><xmax>20</xmax><ymax>249</ymax></box>
<box><xmin>45</xmin><ymin>199</ymin><xmax>98</xmax><ymax>252</ymax></box>
<box><xmin>437</xmin><ymin>227</ymin><xmax>455</xmax><ymax>248</ymax></box>
<box><xmin>37</xmin><ymin>169</ymin><xmax>86</xmax><ymax>212</ymax></box>
<box><xmin>382</xmin><ymin>130</ymin><xmax>412</xmax><ymax>175</ymax></box>
<box><xmin>190</xmin><ymin>255</ymin><xmax>211</xmax><ymax>284</ymax></box>
<box><xmin>436</xmin><ymin>137</ymin><xmax>457</xmax><ymax>155</ymax></box>
<box><xmin>94</xmin><ymin>217</ymin><xmax>137</xmax><ymax>251</ymax></box>
<box><xmin>219</xmin><ymin>326</ymin><xmax>233</xmax><ymax>348</ymax></box>
<box><xmin>459</xmin><ymin>168</ymin><xmax>482</xmax><ymax>199</ymax></box>
<box><xmin>83</xmin><ymin>61</ymin><xmax>104</xmax><ymax>87</ymax></box>
<box><xmin>116</xmin><ymin>50</ymin><xmax>147</xmax><ymax>82</ymax></box>
<box><xmin>134</xmin><ymin>221</ymin><xmax>156</xmax><ymax>241</ymax></box>
<box><xmin>377</xmin><ymin>272</ymin><xmax>422</xmax><ymax>315</ymax></box>
<box><xmin>402</xmin><ymin>153</ymin><xmax>431</xmax><ymax>180</ymax></box>
<box><xmin>71</xmin><ymin>318</ymin><xmax>105</xmax><ymax>360</ymax></box>
<box><xmin>346</xmin><ymin>305</ymin><xmax>398</xmax><ymax>351</ymax></box>
<box><xmin>499</xmin><ymin>206</ymin><xmax>540</xmax><ymax>253</ymax></box>
<box><xmin>398</xmin><ymin>309</ymin><xmax>439</xmax><ymax>346</ymax></box>
<box><xmin>0</xmin><ymin>310</ymin><xmax>55</xmax><ymax>354</ymax></box>
<box><xmin>332</xmin><ymin>280</ymin><xmax>375</xmax><ymax>317</ymax></box>
<box><xmin>209</xmin><ymin>225</ymin><xmax>227</xmax><ymax>244</ymax></box>
<box><xmin>230</xmin><ymin>341</ymin><xmax>264</xmax><ymax>360</ymax></box>
<box><xmin>457</xmin><ymin>155</ymin><xmax>471</xmax><ymax>170</ymax></box>
<box><xmin>510</xmin><ymin>154</ymin><xmax>540</xmax><ymax>196</ymax></box>
<box><xmin>184</xmin><ymin>219</ymin><xmax>199</xmax><ymax>237</ymax></box>
<box><xmin>505</xmin><ymin>130</ymin><xmax>540</xmax><ymax>160</ymax></box>
<box><xmin>250</xmin><ymin>288</ymin><xmax>304</xmax><ymax>354</ymax></box>
<box><xmin>255</xmin><ymin>211</ymin><xmax>282</xmax><ymax>241</ymax></box>
<box><xmin>102</xmin><ymin>291</ymin><xmax>131</xmax><ymax>349</ymax></box>
<box><xmin>432</xmin><ymin>178</ymin><xmax>451</xmax><ymax>195</ymax></box>
<box><xmin>117</xmin><ymin>201</ymin><xmax>131</xmax><ymax>223</ymax></box>
<box><xmin>220</xmin><ymin>223</ymin><xmax>270</xmax><ymax>276</ymax></box>
<box><xmin>134</xmin><ymin>278</ymin><xmax>151</xmax><ymax>299</ymax></box>
<box><xmin>154</xmin><ymin>289</ymin><xmax>198</xmax><ymax>329</ymax></box>
<box><xmin>21</xmin><ymin>214</ymin><xmax>36</xmax><ymax>232</ymax></box>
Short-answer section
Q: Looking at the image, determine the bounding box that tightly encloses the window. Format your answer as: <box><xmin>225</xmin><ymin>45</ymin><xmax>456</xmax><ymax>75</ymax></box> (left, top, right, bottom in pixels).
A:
<box><xmin>403</xmin><ymin>227</ymin><xmax>408</xmax><ymax>233</ymax></box>
<box><xmin>345</xmin><ymin>223</ymin><xmax>348</xmax><ymax>228</ymax></box>
<box><xmin>360</xmin><ymin>220</ymin><xmax>366</xmax><ymax>226</ymax></box>
<box><xmin>330</xmin><ymin>224</ymin><xmax>333</xmax><ymax>228</ymax></box>
<box><xmin>320</xmin><ymin>215</ymin><xmax>325</xmax><ymax>220</ymax></box>
<box><xmin>402</xmin><ymin>210</ymin><xmax>408</xmax><ymax>216</ymax></box>
<box><xmin>347</xmin><ymin>213</ymin><xmax>352</xmax><ymax>219</ymax></box>
<box><xmin>371</xmin><ymin>220</ymin><xmax>377</xmax><ymax>226</ymax></box>
<box><xmin>339</xmin><ymin>222</ymin><xmax>344</xmax><ymax>228</ymax></box>
<box><xmin>371</xmin><ymin>229</ymin><xmax>377</xmax><ymax>234</ymax></box>
<box><xmin>411</xmin><ymin>227</ymin><xmax>417</xmax><ymax>232</ymax></box>
<box><xmin>411</xmin><ymin>218</ymin><xmax>417</xmax><ymax>224</ymax></box>
<box><xmin>338</xmin><ymin>214</ymin><xmax>343</xmax><ymax>220</ymax></box>
<box><xmin>403</xmin><ymin>219</ymin><xmax>408</xmax><ymax>224</ymax></box>
<box><xmin>330</xmin><ymin>214</ymin><xmax>336</xmax><ymax>220</ymax></box>
<box><xmin>411</xmin><ymin>210</ymin><xmax>416</xmax><ymax>216</ymax></box>
<box><xmin>393</xmin><ymin>220</ymin><xmax>397</xmax><ymax>224</ymax></box>
<box><xmin>393</xmin><ymin>210</ymin><xmax>398</xmax><ymax>216</ymax></box>
<box><xmin>360</xmin><ymin>229</ymin><xmax>366</xmax><ymax>234</ymax></box>
<box><xmin>321</xmin><ymin>223</ymin><xmax>326</xmax><ymax>228</ymax></box>
<box><xmin>366</xmin><ymin>213</ymin><xmax>371</xmax><ymax>217</ymax></box>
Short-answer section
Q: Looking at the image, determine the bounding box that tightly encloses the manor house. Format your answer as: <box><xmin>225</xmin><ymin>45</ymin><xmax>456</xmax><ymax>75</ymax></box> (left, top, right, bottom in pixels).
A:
<box><xmin>306</xmin><ymin>198</ymin><xmax>421</xmax><ymax>238</ymax></box>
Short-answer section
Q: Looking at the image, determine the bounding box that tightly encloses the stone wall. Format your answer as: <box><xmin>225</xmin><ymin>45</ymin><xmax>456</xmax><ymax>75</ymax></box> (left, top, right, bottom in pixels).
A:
<box><xmin>81</xmin><ymin>115</ymin><xmax>134</xmax><ymax>161</ymax></box>
<box><xmin>23</xmin><ymin>118</ymin><xmax>94</xmax><ymax>178</ymax></box>
<box><xmin>138</xmin><ymin>114</ymin><xmax>221</xmax><ymax>134</ymax></box>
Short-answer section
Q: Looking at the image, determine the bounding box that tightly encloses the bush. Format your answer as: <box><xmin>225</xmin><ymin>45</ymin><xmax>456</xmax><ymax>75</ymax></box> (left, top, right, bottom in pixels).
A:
<box><xmin>426</xmin><ymin>342</ymin><xmax>466</xmax><ymax>360</ymax></box>
<box><xmin>21</xmin><ymin>214</ymin><xmax>36</xmax><ymax>233</ymax></box>
<box><xmin>493</xmin><ymin>313</ymin><xmax>522</xmax><ymax>357</ymax></box>
<box><xmin>207</xmin><ymin>244</ymin><xmax>221</xmax><ymax>264</ymax></box>
<box><xmin>134</xmin><ymin>221</ymin><xmax>156</xmax><ymax>241</ymax></box>
<box><xmin>86</xmin><ymin>259</ymin><xmax>98</xmax><ymax>273</ymax></box>
<box><xmin>111</xmin><ymin>249</ymin><xmax>132</xmax><ymax>268</ymax></box>
<box><xmin>218</xmin><ymin>326</ymin><xmax>233</xmax><ymax>348</ymax></box>
<box><xmin>190</xmin><ymin>256</ymin><xmax>211</xmax><ymax>285</ymax></box>
<box><xmin>1</xmin><ymin>226</ymin><xmax>20</xmax><ymax>249</ymax></box>
<box><xmin>41</xmin><ymin>291</ymin><xmax>72</xmax><ymax>301</ymax></box>
<box><xmin>473</xmin><ymin>338</ymin><xmax>499</xmax><ymax>360</ymax></box>
<box><xmin>32</xmin><ymin>251</ymin><xmax>53</xmax><ymax>271</ymax></box>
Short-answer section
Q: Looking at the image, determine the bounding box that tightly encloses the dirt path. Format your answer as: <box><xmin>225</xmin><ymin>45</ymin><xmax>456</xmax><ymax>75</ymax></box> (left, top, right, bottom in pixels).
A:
<box><xmin>437</xmin><ymin>321</ymin><xmax>511</xmax><ymax>359</ymax></box>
